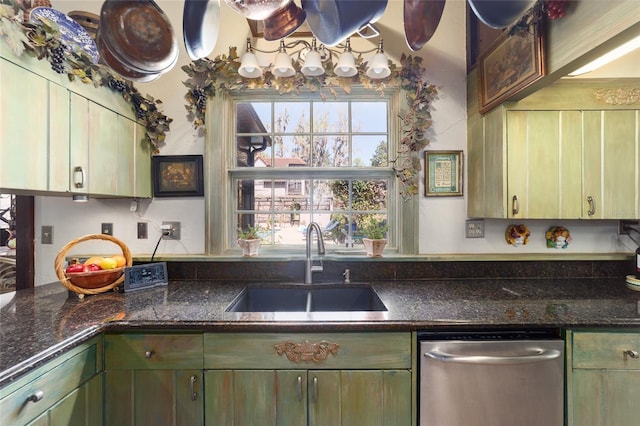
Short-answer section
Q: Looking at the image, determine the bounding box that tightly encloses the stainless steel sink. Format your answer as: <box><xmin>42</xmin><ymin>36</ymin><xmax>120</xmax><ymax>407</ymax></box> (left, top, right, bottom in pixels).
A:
<box><xmin>225</xmin><ymin>284</ymin><xmax>387</xmax><ymax>313</ymax></box>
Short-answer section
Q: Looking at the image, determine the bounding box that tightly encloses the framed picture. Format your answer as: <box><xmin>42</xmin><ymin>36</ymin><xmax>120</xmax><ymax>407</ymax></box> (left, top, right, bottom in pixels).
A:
<box><xmin>424</xmin><ymin>150</ymin><xmax>463</xmax><ymax>197</ymax></box>
<box><xmin>152</xmin><ymin>155</ymin><xmax>204</xmax><ymax>197</ymax></box>
<box><xmin>477</xmin><ymin>20</ymin><xmax>546</xmax><ymax>114</ymax></box>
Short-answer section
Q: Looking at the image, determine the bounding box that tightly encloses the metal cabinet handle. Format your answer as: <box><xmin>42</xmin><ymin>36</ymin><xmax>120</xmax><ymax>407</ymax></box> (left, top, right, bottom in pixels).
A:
<box><xmin>73</xmin><ymin>166</ymin><xmax>85</xmax><ymax>189</ymax></box>
<box><xmin>512</xmin><ymin>195</ymin><xmax>519</xmax><ymax>215</ymax></box>
<box><xmin>623</xmin><ymin>350</ymin><xmax>639</xmax><ymax>360</ymax></box>
<box><xmin>190</xmin><ymin>375</ymin><xmax>198</xmax><ymax>401</ymax></box>
<box><xmin>424</xmin><ymin>348</ymin><xmax>562</xmax><ymax>365</ymax></box>
<box><xmin>312</xmin><ymin>376</ymin><xmax>318</xmax><ymax>402</ymax></box>
<box><xmin>144</xmin><ymin>350</ymin><xmax>153</xmax><ymax>358</ymax></box>
<box><xmin>27</xmin><ymin>390</ymin><xmax>44</xmax><ymax>403</ymax></box>
<box><xmin>587</xmin><ymin>196</ymin><xmax>596</xmax><ymax>216</ymax></box>
<box><xmin>296</xmin><ymin>376</ymin><xmax>303</xmax><ymax>401</ymax></box>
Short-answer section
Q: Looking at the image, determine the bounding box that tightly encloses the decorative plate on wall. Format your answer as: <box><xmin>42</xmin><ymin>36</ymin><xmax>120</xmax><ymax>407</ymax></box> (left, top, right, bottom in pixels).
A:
<box><xmin>505</xmin><ymin>224</ymin><xmax>530</xmax><ymax>246</ymax></box>
<box><xmin>545</xmin><ymin>226</ymin><xmax>572</xmax><ymax>249</ymax></box>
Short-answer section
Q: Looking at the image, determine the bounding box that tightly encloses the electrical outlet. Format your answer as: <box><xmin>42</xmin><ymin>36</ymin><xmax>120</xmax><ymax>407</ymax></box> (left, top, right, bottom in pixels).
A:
<box><xmin>466</xmin><ymin>219</ymin><xmax>485</xmax><ymax>238</ymax></box>
<box><xmin>102</xmin><ymin>223</ymin><xmax>113</xmax><ymax>235</ymax></box>
<box><xmin>162</xmin><ymin>221</ymin><xmax>181</xmax><ymax>240</ymax></box>
<box><xmin>137</xmin><ymin>222</ymin><xmax>148</xmax><ymax>239</ymax></box>
<box><xmin>41</xmin><ymin>226</ymin><xmax>53</xmax><ymax>244</ymax></box>
<box><xmin>618</xmin><ymin>220</ymin><xmax>639</xmax><ymax>234</ymax></box>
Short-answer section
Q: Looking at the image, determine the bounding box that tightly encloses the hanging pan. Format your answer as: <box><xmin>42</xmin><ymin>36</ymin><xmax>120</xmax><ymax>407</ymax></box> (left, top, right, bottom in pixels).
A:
<box><xmin>467</xmin><ymin>0</ymin><xmax>536</xmax><ymax>29</ymax></box>
<box><xmin>183</xmin><ymin>0</ymin><xmax>220</xmax><ymax>60</ymax></box>
<box><xmin>403</xmin><ymin>0</ymin><xmax>446</xmax><ymax>51</ymax></box>
<box><xmin>262</xmin><ymin>1</ymin><xmax>306</xmax><ymax>41</ymax></box>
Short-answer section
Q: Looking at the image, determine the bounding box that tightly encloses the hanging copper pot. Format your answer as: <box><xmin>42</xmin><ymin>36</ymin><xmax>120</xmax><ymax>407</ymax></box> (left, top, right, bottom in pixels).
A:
<box><xmin>404</xmin><ymin>0</ymin><xmax>446</xmax><ymax>51</ymax></box>
<box><xmin>262</xmin><ymin>1</ymin><xmax>306</xmax><ymax>41</ymax></box>
<box><xmin>223</xmin><ymin>0</ymin><xmax>289</xmax><ymax>21</ymax></box>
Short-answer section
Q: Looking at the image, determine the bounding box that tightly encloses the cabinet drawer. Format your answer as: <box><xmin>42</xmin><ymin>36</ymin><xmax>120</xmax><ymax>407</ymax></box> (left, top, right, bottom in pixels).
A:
<box><xmin>204</xmin><ymin>332</ymin><xmax>411</xmax><ymax>369</ymax></box>
<box><xmin>0</xmin><ymin>344</ymin><xmax>98</xmax><ymax>425</ymax></box>
<box><xmin>105</xmin><ymin>333</ymin><xmax>203</xmax><ymax>370</ymax></box>
<box><xmin>572</xmin><ymin>332</ymin><xmax>640</xmax><ymax>369</ymax></box>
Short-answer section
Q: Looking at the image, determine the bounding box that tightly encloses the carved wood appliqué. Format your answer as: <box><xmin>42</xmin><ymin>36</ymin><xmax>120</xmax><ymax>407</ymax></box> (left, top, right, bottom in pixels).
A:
<box><xmin>275</xmin><ymin>340</ymin><xmax>340</xmax><ymax>363</ymax></box>
<box><xmin>594</xmin><ymin>88</ymin><xmax>640</xmax><ymax>105</ymax></box>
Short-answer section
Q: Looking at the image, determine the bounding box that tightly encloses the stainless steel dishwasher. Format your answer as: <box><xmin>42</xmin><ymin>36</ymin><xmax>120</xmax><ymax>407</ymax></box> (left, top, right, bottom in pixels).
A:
<box><xmin>419</xmin><ymin>329</ymin><xmax>564</xmax><ymax>426</ymax></box>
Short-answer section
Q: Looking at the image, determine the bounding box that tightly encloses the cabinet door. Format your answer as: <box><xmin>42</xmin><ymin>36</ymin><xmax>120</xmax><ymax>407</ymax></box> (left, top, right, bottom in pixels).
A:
<box><xmin>27</xmin><ymin>373</ymin><xmax>103</xmax><ymax>426</ymax></box>
<box><xmin>204</xmin><ymin>369</ymin><xmax>306</xmax><ymax>426</ymax></box>
<box><xmin>507</xmin><ymin>110</ymin><xmax>582</xmax><ymax>219</ymax></box>
<box><xmin>104</xmin><ymin>369</ymin><xmax>203</xmax><ymax>426</ymax></box>
<box><xmin>134</xmin><ymin>122</ymin><xmax>152</xmax><ymax>198</ymax></box>
<box><xmin>0</xmin><ymin>58</ymin><xmax>50</xmax><ymax>191</ymax></box>
<box><xmin>583</xmin><ymin>110</ymin><xmax>640</xmax><ymax>219</ymax></box>
<box><xmin>309</xmin><ymin>370</ymin><xmax>411</xmax><ymax>426</ymax></box>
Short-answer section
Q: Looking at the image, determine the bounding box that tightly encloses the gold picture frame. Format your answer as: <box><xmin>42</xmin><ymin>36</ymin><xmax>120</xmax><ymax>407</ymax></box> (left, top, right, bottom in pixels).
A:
<box><xmin>477</xmin><ymin>20</ymin><xmax>546</xmax><ymax>114</ymax></box>
<box><xmin>424</xmin><ymin>150</ymin><xmax>463</xmax><ymax>197</ymax></box>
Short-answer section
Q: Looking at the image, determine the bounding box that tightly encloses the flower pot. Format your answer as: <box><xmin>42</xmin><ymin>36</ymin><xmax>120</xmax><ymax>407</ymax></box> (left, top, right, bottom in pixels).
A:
<box><xmin>238</xmin><ymin>238</ymin><xmax>261</xmax><ymax>257</ymax></box>
<box><xmin>363</xmin><ymin>238</ymin><xmax>386</xmax><ymax>257</ymax></box>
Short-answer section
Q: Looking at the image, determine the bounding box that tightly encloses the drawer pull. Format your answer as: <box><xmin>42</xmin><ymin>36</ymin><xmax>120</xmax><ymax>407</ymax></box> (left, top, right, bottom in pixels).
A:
<box><xmin>27</xmin><ymin>390</ymin><xmax>44</xmax><ymax>403</ymax></box>
<box><xmin>512</xmin><ymin>195</ymin><xmax>519</xmax><ymax>215</ymax></box>
<box><xmin>587</xmin><ymin>196</ymin><xmax>596</xmax><ymax>216</ymax></box>
<box><xmin>145</xmin><ymin>350</ymin><xmax>154</xmax><ymax>358</ymax></box>
<box><xmin>297</xmin><ymin>376</ymin><xmax>303</xmax><ymax>401</ymax></box>
<box><xmin>190</xmin><ymin>375</ymin><xmax>198</xmax><ymax>401</ymax></box>
<box><xmin>623</xmin><ymin>350</ymin><xmax>639</xmax><ymax>360</ymax></box>
<box><xmin>312</xmin><ymin>376</ymin><xmax>318</xmax><ymax>402</ymax></box>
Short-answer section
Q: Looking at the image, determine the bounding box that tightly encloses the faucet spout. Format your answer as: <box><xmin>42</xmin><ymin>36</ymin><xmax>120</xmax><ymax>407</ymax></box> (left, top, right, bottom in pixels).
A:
<box><xmin>305</xmin><ymin>222</ymin><xmax>325</xmax><ymax>284</ymax></box>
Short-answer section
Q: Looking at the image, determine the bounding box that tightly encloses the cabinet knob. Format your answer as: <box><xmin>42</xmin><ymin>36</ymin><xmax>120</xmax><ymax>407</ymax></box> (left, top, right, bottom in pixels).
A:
<box><xmin>145</xmin><ymin>350</ymin><xmax>154</xmax><ymax>358</ymax></box>
<box><xmin>623</xmin><ymin>350</ymin><xmax>639</xmax><ymax>360</ymax></box>
<box><xmin>27</xmin><ymin>390</ymin><xmax>44</xmax><ymax>403</ymax></box>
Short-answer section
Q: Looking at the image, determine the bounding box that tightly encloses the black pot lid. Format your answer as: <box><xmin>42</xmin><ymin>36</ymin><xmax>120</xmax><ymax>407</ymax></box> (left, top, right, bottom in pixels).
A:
<box><xmin>183</xmin><ymin>0</ymin><xmax>220</xmax><ymax>61</ymax></box>
<box><xmin>467</xmin><ymin>0</ymin><xmax>536</xmax><ymax>29</ymax></box>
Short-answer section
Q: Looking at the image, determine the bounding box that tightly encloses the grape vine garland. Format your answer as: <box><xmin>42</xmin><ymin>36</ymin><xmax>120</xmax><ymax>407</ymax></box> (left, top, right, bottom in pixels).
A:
<box><xmin>182</xmin><ymin>47</ymin><xmax>438</xmax><ymax>199</ymax></box>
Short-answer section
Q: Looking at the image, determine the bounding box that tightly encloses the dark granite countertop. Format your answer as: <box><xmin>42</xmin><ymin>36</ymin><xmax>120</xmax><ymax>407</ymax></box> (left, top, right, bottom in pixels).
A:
<box><xmin>1</xmin><ymin>278</ymin><xmax>639</xmax><ymax>387</ymax></box>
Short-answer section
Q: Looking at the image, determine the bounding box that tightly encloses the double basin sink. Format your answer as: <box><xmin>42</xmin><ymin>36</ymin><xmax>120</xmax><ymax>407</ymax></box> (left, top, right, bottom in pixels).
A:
<box><xmin>225</xmin><ymin>284</ymin><xmax>387</xmax><ymax>313</ymax></box>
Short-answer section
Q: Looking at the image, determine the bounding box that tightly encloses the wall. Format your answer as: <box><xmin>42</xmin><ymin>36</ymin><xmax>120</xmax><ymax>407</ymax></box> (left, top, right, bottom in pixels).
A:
<box><xmin>32</xmin><ymin>1</ymin><xmax>636</xmax><ymax>285</ymax></box>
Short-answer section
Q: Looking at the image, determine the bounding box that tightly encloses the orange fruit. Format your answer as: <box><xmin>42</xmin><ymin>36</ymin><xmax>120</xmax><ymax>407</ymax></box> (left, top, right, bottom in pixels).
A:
<box><xmin>84</xmin><ymin>256</ymin><xmax>104</xmax><ymax>266</ymax></box>
<box><xmin>112</xmin><ymin>255</ymin><xmax>126</xmax><ymax>268</ymax></box>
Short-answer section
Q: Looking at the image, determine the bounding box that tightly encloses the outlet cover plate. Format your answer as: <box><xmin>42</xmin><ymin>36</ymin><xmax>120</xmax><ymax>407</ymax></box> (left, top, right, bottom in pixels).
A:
<box><xmin>41</xmin><ymin>226</ymin><xmax>53</xmax><ymax>244</ymax></box>
<box><xmin>466</xmin><ymin>219</ymin><xmax>485</xmax><ymax>238</ymax></box>
<box><xmin>101</xmin><ymin>223</ymin><xmax>113</xmax><ymax>235</ymax></box>
<box><xmin>137</xmin><ymin>222</ymin><xmax>148</xmax><ymax>239</ymax></box>
<box><xmin>162</xmin><ymin>221</ymin><xmax>181</xmax><ymax>240</ymax></box>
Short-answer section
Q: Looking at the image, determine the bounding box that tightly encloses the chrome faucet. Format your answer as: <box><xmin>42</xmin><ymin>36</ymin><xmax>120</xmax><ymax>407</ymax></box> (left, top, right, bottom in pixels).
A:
<box><xmin>305</xmin><ymin>222</ymin><xmax>325</xmax><ymax>284</ymax></box>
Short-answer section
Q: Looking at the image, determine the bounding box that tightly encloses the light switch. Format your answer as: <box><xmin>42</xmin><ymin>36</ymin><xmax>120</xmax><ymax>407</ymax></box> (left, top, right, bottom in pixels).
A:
<box><xmin>41</xmin><ymin>226</ymin><xmax>53</xmax><ymax>244</ymax></box>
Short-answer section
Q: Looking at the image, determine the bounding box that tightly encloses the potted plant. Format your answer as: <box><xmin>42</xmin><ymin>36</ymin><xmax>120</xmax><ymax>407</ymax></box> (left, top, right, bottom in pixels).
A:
<box><xmin>237</xmin><ymin>225</ymin><xmax>261</xmax><ymax>257</ymax></box>
<box><xmin>360</xmin><ymin>218</ymin><xmax>388</xmax><ymax>257</ymax></box>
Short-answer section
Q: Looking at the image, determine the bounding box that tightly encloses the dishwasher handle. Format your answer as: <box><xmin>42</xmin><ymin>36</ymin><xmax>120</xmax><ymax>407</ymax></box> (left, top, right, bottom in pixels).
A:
<box><xmin>424</xmin><ymin>348</ymin><xmax>562</xmax><ymax>365</ymax></box>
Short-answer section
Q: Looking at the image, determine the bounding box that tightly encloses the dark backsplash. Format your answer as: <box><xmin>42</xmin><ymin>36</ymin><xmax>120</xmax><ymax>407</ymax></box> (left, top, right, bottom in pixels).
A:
<box><xmin>165</xmin><ymin>259</ymin><xmax>634</xmax><ymax>283</ymax></box>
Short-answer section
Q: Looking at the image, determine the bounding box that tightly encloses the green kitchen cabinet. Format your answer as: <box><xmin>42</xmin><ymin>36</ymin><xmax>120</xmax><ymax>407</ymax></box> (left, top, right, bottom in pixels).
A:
<box><xmin>566</xmin><ymin>330</ymin><xmax>640</xmax><ymax>426</ymax></box>
<box><xmin>203</xmin><ymin>332</ymin><xmax>413</xmax><ymax>426</ymax></box>
<box><xmin>0</xmin><ymin>336</ymin><xmax>103</xmax><ymax>426</ymax></box>
<box><xmin>103</xmin><ymin>333</ymin><xmax>204</xmax><ymax>426</ymax></box>
<box><xmin>467</xmin><ymin>79</ymin><xmax>640</xmax><ymax>219</ymax></box>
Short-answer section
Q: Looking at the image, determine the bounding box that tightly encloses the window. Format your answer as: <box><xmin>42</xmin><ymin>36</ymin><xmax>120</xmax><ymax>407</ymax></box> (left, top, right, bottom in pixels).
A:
<box><xmin>230</xmin><ymin>93</ymin><xmax>396</xmax><ymax>250</ymax></box>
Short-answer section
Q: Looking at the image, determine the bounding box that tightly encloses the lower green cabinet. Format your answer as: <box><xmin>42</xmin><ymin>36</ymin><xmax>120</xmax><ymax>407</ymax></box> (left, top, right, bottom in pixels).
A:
<box><xmin>567</xmin><ymin>330</ymin><xmax>640</xmax><ymax>426</ymax></box>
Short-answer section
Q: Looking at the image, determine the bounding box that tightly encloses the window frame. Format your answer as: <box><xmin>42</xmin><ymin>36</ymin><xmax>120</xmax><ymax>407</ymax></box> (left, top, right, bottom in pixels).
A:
<box><xmin>204</xmin><ymin>88</ymin><xmax>418</xmax><ymax>256</ymax></box>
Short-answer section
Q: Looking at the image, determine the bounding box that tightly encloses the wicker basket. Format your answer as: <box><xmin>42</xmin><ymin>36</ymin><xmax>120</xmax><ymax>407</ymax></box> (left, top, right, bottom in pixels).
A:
<box><xmin>54</xmin><ymin>234</ymin><xmax>132</xmax><ymax>297</ymax></box>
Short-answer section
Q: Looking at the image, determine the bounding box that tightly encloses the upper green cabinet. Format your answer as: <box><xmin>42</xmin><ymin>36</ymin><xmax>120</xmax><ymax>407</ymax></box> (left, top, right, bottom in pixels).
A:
<box><xmin>0</xmin><ymin>41</ymin><xmax>151</xmax><ymax>198</ymax></box>
<box><xmin>468</xmin><ymin>79</ymin><xmax>640</xmax><ymax>219</ymax></box>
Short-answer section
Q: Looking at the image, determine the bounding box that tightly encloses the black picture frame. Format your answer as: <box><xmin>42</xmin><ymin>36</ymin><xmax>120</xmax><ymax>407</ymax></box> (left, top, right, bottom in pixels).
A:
<box><xmin>152</xmin><ymin>155</ymin><xmax>204</xmax><ymax>197</ymax></box>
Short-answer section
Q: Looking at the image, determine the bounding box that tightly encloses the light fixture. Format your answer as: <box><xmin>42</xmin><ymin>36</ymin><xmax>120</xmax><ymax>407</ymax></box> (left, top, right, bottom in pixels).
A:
<box><xmin>366</xmin><ymin>39</ymin><xmax>390</xmax><ymax>79</ymax></box>
<box><xmin>72</xmin><ymin>195</ymin><xmax>89</xmax><ymax>202</ymax></box>
<box><xmin>272</xmin><ymin>40</ymin><xmax>296</xmax><ymax>78</ymax></box>
<box><xmin>334</xmin><ymin>39</ymin><xmax>357</xmax><ymax>78</ymax></box>
<box><xmin>236</xmin><ymin>37</ymin><xmax>394</xmax><ymax>81</ymax></box>
<box><xmin>238</xmin><ymin>39</ymin><xmax>263</xmax><ymax>78</ymax></box>
<box><xmin>301</xmin><ymin>38</ymin><xmax>325</xmax><ymax>77</ymax></box>
<box><xmin>568</xmin><ymin>35</ymin><xmax>640</xmax><ymax>76</ymax></box>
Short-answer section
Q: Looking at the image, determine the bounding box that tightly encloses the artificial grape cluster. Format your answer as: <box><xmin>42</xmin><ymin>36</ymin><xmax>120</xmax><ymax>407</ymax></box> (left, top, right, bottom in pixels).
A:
<box><xmin>108</xmin><ymin>77</ymin><xmax>128</xmax><ymax>93</ymax></box>
<box><xmin>544</xmin><ymin>0</ymin><xmax>567</xmax><ymax>20</ymax></box>
<box><xmin>49</xmin><ymin>45</ymin><xmax>65</xmax><ymax>74</ymax></box>
<box><xmin>192</xmin><ymin>88</ymin><xmax>207</xmax><ymax>111</ymax></box>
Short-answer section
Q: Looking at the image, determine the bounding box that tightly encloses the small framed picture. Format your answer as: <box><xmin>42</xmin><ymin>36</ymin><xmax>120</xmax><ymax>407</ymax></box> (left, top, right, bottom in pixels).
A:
<box><xmin>424</xmin><ymin>150</ymin><xmax>463</xmax><ymax>197</ymax></box>
<box><xmin>152</xmin><ymin>155</ymin><xmax>204</xmax><ymax>197</ymax></box>
<box><xmin>477</xmin><ymin>19</ymin><xmax>546</xmax><ymax>114</ymax></box>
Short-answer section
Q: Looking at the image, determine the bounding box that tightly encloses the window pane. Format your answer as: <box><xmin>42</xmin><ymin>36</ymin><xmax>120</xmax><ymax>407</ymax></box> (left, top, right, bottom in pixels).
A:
<box><xmin>313</xmin><ymin>102</ymin><xmax>348</xmax><ymax>133</ymax></box>
<box><xmin>312</xmin><ymin>135</ymin><xmax>349</xmax><ymax>167</ymax></box>
<box><xmin>274</xmin><ymin>102</ymin><xmax>310</xmax><ymax>133</ymax></box>
<box><xmin>237</xmin><ymin>102</ymin><xmax>271</xmax><ymax>133</ymax></box>
<box><xmin>277</xmin><ymin>135</ymin><xmax>310</xmax><ymax>167</ymax></box>
<box><xmin>352</xmin><ymin>102</ymin><xmax>387</xmax><ymax>132</ymax></box>
<box><xmin>352</xmin><ymin>179</ymin><xmax>387</xmax><ymax>211</ymax></box>
<box><xmin>352</xmin><ymin>135</ymin><xmax>387</xmax><ymax>167</ymax></box>
<box><xmin>236</xmin><ymin>135</ymin><xmax>271</xmax><ymax>167</ymax></box>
